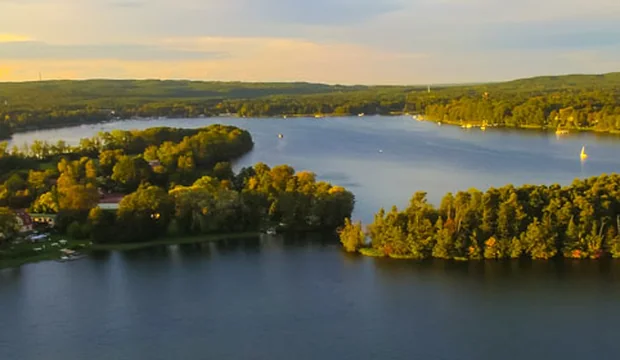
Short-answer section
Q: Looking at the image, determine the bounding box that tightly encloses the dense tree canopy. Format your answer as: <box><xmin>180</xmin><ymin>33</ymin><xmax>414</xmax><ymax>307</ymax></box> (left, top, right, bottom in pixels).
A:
<box><xmin>0</xmin><ymin>123</ymin><xmax>354</xmax><ymax>244</ymax></box>
<box><xmin>345</xmin><ymin>174</ymin><xmax>620</xmax><ymax>260</ymax></box>
<box><xmin>97</xmin><ymin>163</ymin><xmax>355</xmax><ymax>243</ymax></box>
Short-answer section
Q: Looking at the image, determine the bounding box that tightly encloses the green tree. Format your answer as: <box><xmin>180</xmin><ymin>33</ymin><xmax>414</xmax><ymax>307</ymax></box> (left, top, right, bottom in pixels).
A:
<box><xmin>117</xmin><ymin>185</ymin><xmax>173</xmax><ymax>242</ymax></box>
<box><xmin>112</xmin><ymin>156</ymin><xmax>153</xmax><ymax>191</ymax></box>
<box><xmin>88</xmin><ymin>207</ymin><xmax>117</xmax><ymax>243</ymax></box>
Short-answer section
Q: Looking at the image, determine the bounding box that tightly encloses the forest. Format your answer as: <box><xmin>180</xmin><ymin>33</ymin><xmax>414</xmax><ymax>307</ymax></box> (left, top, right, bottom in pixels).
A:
<box><xmin>340</xmin><ymin>174</ymin><xmax>620</xmax><ymax>259</ymax></box>
<box><xmin>1</xmin><ymin>72</ymin><xmax>620</xmax><ymax>138</ymax></box>
<box><xmin>0</xmin><ymin>124</ymin><xmax>354</xmax><ymax>247</ymax></box>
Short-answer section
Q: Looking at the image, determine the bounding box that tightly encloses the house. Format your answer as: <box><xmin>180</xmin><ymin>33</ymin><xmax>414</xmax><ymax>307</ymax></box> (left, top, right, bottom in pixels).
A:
<box><xmin>14</xmin><ymin>210</ymin><xmax>33</xmax><ymax>233</ymax></box>
<box><xmin>99</xmin><ymin>193</ymin><xmax>124</xmax><ymax>210</ymax></box>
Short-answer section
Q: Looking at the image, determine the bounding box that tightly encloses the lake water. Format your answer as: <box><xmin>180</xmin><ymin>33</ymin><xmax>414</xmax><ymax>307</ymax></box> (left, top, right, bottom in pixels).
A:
<box><xmin>2</xmin><ymin>116</ymin><xmax>620</xmax><ymax>360</ymax></box>
<box><xmin>8</xmin><ymin>116</ymin><xmax>620</xmax><ymax>223</ymax></box>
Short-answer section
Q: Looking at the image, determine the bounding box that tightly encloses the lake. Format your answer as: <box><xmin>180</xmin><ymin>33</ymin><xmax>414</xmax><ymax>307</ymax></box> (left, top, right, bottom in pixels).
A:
<box><xmin>8</xmin><ymin>116</ymin><xmax>620</xmax><ymax>223</ymax></box>
<box><xmin>2</xmin><ymin>116</ymin><xmax>620</xmax><ymax>360</ymax></box>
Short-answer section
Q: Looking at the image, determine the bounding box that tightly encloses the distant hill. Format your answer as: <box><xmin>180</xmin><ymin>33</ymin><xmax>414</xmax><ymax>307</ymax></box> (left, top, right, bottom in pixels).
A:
<box><xmin>0</xmin><ymin>80</ymin><xmax>370</xmax><ymax>108</ymax></box>
<box><xmin>482</xmin><ymin>72</ymin><xmax>620</xmax><ymax>92</ymax></box>
<box><xmin>0</xmin><ymin>73</ymin><xmax>618</xmax><ymax>107</ymax></box>
<box><xmin>0</xmin><ymin>72</ymin><xmax>618</xmax><ymax>137</ymax></box>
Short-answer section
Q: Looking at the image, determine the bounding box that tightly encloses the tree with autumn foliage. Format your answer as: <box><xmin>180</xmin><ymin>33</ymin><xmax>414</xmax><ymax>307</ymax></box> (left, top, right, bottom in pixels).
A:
<box><xmin>339</xmin><ymin>218</ymin><xmax>365</xmax><ymax>252</ymax></box>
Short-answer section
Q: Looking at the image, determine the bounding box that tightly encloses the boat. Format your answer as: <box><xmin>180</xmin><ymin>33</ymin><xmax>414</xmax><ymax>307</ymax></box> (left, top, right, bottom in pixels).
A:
<box><xmin>556</xmin><ymin>129</ymin><xmax>569</xmax><ymax>135</ymax></box>
<box><xmin>358</xmin><ymin>113</ymin><xmax>365</xmax><ymax>117</ymax></box>
<box><xmin>580</xmin><ymin>146</ymin><xmax>588</xmax><ymax>160</ymax></box>
<box><xmin>378</xmin><ymin>149</ymin><xmax>383</xmax><ymax>153</ymax></box>
<box><xmin>480</xmin><ymin>126</ymin><xmax>486</xmax><ymax>131</ymax></box>
<box><xmin>314</xmin><ymin>114</ymin><xmax>324</xmax><ymax>118</ymax></box>
<box><xmin>278</xmin><ymin>133</ymin><xmax>284</xmax><ymax>139</ymax></box>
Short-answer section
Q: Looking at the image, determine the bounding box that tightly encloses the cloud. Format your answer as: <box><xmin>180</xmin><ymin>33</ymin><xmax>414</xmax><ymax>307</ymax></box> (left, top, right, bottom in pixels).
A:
<box><xmin>0</xmin><ymin>41</ymin><xmax>225</xmax><ymax>60</ymax></box>
<box><xmin>484</xmin><ymin>21</ymin><xmax>620</xmax><ymax>50</ymax></box>
<box><xmin>242</xmin><ymin>0</ymin><xmax>404</xmax><ymax>25</ymax></box>
<box><xmin>0</xmin><ymin>37</ymin><xmax>429</xmax><ymax>84</ymax></box>
<box><xmin>108</xmin><ymin>0</ymin><xmax>146</xmax><ymax>7</ymax></box>
<box><xmin>0</xmin><ymin>0</ymin><xmax>619</xmax><ymax>83</ymax></box>
<box><xmin>0</xmin><ymin>34</ymin><xmax>32</xmax><ymax>43</ymax></box>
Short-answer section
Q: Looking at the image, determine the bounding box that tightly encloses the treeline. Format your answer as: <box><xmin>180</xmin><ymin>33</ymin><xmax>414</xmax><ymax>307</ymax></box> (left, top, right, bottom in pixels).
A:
<box><xmin>0</xmin><ymin>80</ymin><xmax>367</xmax><ymax>136</ymax></box>
<box><xmin>422</xmin><ymin>91</ymin><xmax>620</xmax><ymax>132</ymax></box>
<box><xmin>87</xmin><ymin>163</ymin><xmax>355</xmax><ymax>243</ymax></box>
<box><xmin>2</xmin><ymin>73</ymin><xmax>619</xmax><ymax>136</ymax></box>
<box><xmin>340</xmin><ymin>174</ymin><xmax>620</xmax><ymax>259</ymax></box>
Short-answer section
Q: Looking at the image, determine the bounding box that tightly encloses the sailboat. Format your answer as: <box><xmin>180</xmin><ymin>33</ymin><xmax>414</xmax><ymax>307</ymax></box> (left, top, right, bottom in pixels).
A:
<box><xmin>580</xmin><ymin>146</ymin><xmax>588</xmax><ymax>160</ymax></box>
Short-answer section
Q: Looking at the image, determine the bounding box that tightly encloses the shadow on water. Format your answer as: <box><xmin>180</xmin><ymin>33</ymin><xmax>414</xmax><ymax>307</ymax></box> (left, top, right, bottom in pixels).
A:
<box><xmin>213</xmin><ymin>236</ymin><xmax>262</xmax><ymax>254</ymax></box>
<box><xmin>369</xmin><ymin>256</ymin><xmax>620</xmax><ymax>283</ymax></box>
<box><xmin>97</xmin><ymin>233</ymin><xmax>341</xmax><ymax>264</ymax></box>
<box><xmin>279</xmin><ymin>232</ymin><xmax>340</xmax><ymax>247</ymax></box>
<box><xmin>88</xmin><ymin>250</ymin><xmax>112</xmax><ymax>261</ymax></box>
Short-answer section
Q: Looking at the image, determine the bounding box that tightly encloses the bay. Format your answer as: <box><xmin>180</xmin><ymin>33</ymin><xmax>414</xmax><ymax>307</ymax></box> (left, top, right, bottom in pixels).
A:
<box><xmin>8</xmin><ymin>116</ymin><xmax>620</xmax><ymax>223</ymax></box>
<box><xmin>2</xmin><ymin>116</ymin><xmax>620</xmax><ymax>360</ymax></box>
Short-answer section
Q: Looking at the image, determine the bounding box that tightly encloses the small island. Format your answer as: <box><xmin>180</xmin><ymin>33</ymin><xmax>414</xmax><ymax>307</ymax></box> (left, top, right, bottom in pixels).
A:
<box><xmin>0</xmin><ymin>125</ymin><xmax>354</xmax><ymax>268</ymax></box>
<box><xmin>340</xmin><ymin>174</ymin><xmax>620</xmax><ymax>260</ymax></box>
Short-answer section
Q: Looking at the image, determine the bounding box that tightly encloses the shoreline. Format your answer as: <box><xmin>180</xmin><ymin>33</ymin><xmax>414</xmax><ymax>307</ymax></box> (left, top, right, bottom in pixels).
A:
<box><xmin>6</xmin><ymin>113</ymin><xmax>620</xmax><ymax>142</ymax></box>
<box><xmin>420</xmin><ymin>117</ymin><xmax>620</xmax><ymax>136</ymax></box>
<box><xmin>357</xmin><ymin>248</ymin><xmax>618</xmax><ymax>261</ymax></box>
<box><xmin>91</xmin><ymin>232</ymin><xmax>261</xmax><ymax>252</ymax></box>
<box><xmin>0</xmin><ymin>232</ymin><xmax>261</xmax><ymax>269</ymax></box>
<box><xmin>4</xmin><ymin>113</ymin><xmax>408</xmax><ymax>141</ymax></box>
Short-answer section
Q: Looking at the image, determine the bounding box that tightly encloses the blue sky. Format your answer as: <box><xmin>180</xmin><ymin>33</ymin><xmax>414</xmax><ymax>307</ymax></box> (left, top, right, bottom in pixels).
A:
<box><xmin>0</xmin><ymin>0</ymin><xmax>619</xmax><ymax>83</ymax></box>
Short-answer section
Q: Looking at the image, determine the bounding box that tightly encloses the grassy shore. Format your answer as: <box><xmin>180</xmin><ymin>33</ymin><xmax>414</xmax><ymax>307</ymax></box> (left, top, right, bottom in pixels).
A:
<box><xmin>0</xmin><ymin>237</ymin><xmax>91</xmax><ymax>269</ymax></box>
<box><xmin>0</xmin><ymin>232</ymin><xmax>261</xmax><ymax>269</ymax></box>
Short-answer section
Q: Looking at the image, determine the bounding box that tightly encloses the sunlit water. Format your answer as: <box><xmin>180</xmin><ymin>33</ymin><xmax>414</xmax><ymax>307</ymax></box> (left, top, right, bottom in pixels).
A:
<box><xmin>2</xmin><ymin>116</ymin><xmax>620</xmax><ymax>360</ymax></box>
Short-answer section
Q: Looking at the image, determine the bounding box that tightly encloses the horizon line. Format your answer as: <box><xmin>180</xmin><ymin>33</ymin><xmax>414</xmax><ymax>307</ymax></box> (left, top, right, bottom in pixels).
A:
<box><xmin>0</xmin><ymin>71</ymin><xmax>617</xmax><ymax>87</ymax></box>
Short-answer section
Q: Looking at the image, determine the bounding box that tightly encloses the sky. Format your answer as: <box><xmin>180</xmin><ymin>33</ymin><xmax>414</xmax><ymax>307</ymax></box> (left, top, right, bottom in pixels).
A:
<box><xmin>0</xmin><ymin>0</ymin><xmax>619</xmax><ymax>84</ymax></box>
